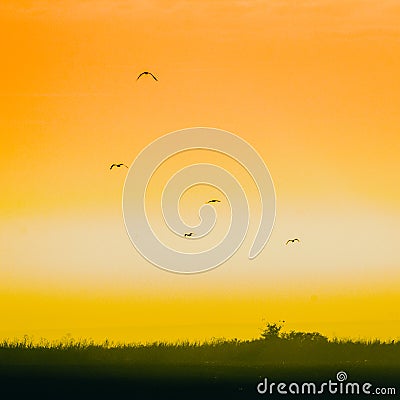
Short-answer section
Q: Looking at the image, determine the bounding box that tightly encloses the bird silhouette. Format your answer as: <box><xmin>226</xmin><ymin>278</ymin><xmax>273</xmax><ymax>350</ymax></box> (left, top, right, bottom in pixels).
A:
<box><xmin>206</xmin><ymin>199</ymin><xmax>221</xmax><ymax>203</ymax></box>
<box><xmin>184</xmin><ymin>232</ymin><xmax>194</xmax><ymax>237</ymax></box>
<box><xmin>286</xmin><ymin>238</ymin><xmax>300</xmax><ymax>245</ymax></box>
<box><xmin>137</xmin><ymin>71</ymin><xmax>158</xmax><ymax>81</ymax></box>
<box><xmin>110</xmin><ymin>163</ymin><xmax>128</xmax><ymax>170</ymax></box>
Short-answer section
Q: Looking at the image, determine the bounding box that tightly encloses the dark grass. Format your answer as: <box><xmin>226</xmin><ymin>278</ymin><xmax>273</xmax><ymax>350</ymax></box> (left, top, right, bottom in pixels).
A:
<box><xmin>1</xmin><ymin>330</ymin><xmax>399</xmax><ymax>399</ymax></box>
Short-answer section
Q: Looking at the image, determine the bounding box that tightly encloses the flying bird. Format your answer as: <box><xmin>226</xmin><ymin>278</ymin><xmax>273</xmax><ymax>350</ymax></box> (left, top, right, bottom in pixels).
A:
<box><xmin>137</xmin><ymin>71</ymin><xmax>158</xmax><ymax>81</ymax></box>
<box><xmin>206</xmin><ymin>199</ymin><xmax>221</xmax><ymax>203</ymax></box>
<box><xmin>110</xmin><ymin>163</ymin><xmax>128</xmax><ymax>170</ymax></box>
<box><xmin>184</xmin><ymin>232</ymin><xmax>194</xmax><ymax>237</ymax></box>
<box><xmin>286</xmin><ymin>238</ymin><xmax>300</xmax><ymax>245</ymax></box>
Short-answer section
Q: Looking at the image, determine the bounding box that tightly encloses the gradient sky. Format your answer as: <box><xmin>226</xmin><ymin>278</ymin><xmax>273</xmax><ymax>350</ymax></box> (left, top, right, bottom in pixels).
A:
<box><xmin>1</xmin><ymin>0</ymin><xmax>400</xmax><ymax>342</ymax></box>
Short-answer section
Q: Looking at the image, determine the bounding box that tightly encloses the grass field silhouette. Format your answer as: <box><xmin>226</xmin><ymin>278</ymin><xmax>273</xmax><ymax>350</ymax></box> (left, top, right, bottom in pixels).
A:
<box><xmin>1</xmin><ymin>322</ymin><xmax>399</xmax><ymax>399</ymax></box>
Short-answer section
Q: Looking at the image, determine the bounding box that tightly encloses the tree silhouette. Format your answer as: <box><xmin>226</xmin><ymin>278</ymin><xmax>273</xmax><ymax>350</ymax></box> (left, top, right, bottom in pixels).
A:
<box><xmin>260</xmin><ymin>321</ymin><xmax>285</xmax><ymax>340</ymax></box>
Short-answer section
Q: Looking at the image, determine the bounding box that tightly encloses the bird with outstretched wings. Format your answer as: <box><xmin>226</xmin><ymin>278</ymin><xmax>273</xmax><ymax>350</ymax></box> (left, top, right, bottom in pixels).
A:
<box><xmin>110</xmin><ymin>163</ymin><xmax>128</xmax><ymax>170</ymax></box>
<box><xmin>286</xmin><ymin>238</ymin><xmax>300</xmax><ymax>245</ymax></box>
<box><xmin>137</xmin><ymin>71</ymin><xmax>158</xmax><ymax>81</ymax></box>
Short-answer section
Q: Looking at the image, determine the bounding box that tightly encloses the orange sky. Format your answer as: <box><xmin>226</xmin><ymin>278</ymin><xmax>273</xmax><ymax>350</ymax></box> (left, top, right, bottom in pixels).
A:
<box><xmin>1</xmin><ymin>0</ymin><xmax>400</xmax><ymax>342</ymax></box>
